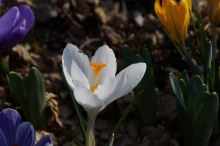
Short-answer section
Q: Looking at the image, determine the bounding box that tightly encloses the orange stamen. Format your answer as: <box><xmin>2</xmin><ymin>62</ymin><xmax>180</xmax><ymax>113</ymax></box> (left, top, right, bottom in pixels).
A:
<box><xmin>90</xmin><ymin>62</ymin><xmax>107</xmax><ymax>92</ymax></box>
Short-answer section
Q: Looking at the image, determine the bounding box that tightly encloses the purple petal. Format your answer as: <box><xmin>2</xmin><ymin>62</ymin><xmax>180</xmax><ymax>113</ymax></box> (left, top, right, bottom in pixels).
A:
<box><xmin>0</xmin><ymin>108</ymin><xmax>22</xmax><ymax>146</ymax></box>
<box><xmin>0</xmin><ymin>129</ymin><xmax>8</xmax><ymax>145</ymax></box>
<box><xmin>0</xmin><ymin>20</ymin><xmax>26</xmax><ymax>54</ymax></box>
<box><xmin>35</xmin><ymin>135</ymin><xmax>53</xmax><ymax>146</ymax></box>
<box><xmin>16</xmin><ymin>5</ymin><xmax>34</xmax><ymax>34</ymax></box>
<box><xmin>15</xmin><ymin>122</ymin><xmax>35</xmax><ymax>146</ymax></box>
<box><xmin>0</xmin><ymin>5</ymin><xmax>35</xmax><ymax>54</ymax></box>
<box><xmin>0</xmin><ymin>7</ymin><xmax>19</xmax><ymax>41</ymax></box>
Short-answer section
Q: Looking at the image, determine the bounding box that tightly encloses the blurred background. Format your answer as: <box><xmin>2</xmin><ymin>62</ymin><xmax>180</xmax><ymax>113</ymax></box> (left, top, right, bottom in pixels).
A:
<box><xmin>1</xmin><ymin>0</ymin><xmax>220</xmax><ymax>145</ymax></box>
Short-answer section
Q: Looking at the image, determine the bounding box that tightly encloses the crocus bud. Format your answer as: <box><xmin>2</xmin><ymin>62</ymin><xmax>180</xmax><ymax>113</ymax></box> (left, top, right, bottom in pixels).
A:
<box><xmin>207</xmin><ymin>0</ymin><xmax>220</xmax><ymax>25</ymax></box>
<box><xmin>154</xmin><ymin>0</ymin><xmax>191</xmax><ymax>46</ymax></box>
<box><xmin>0</xmin><ymin>5</ymin><xmax>34</xmax><ymax>55</ymax></box>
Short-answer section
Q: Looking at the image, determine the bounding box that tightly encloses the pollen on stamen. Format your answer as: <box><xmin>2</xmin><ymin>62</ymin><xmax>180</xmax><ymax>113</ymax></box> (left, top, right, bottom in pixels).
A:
<box><xmin>90</xmin><ymin>62</ymin><xmax>107</xmax><ymax>92</ymax></box>
<box><xmin>90</xmin><ymin>62</ymin><xmax>107</xmax><ymax>73</ymax></box>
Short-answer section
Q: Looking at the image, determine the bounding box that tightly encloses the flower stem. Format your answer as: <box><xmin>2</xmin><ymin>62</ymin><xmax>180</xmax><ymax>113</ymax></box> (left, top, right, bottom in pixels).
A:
<box><xmin>211</xmin><ymin>24</ymin><xmax>217</xmax><ymax>58</ymax></box>
<box><xmin>86</xmin><ymin>114</ymin><xmax>96</xmax><ymax>146</ymax></box>
<box><xmin>181</xmin><ymin>45</ymin><xmax>201</xmax><ymax>75</ymax></box>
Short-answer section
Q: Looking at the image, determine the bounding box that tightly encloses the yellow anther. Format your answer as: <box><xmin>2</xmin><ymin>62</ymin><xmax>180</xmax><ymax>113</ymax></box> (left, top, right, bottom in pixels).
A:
<box><xmin>90</xmin><ymin>62</ymin><xmax>107</xmax><ymax>92</ymax></box>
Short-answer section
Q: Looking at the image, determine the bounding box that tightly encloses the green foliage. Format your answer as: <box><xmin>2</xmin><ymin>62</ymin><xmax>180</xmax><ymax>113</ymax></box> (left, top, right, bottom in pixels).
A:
<box><xmin>8</xmin><ymin>67</ymin><xmax>47</xmax><ymax>130</ymax></box>
<box><xmin>107</xmin><ymin>91</ymin><xmax>143</xmax><ymax>146</ymax></box>
<box><xmin>60</xmin><ymin>128</ymin><xmax>83</xmax><ymax>146</ymax></box>
<box><xmin>170</xmin><ymin>72</ymin><xmax>219</xmax><ymax>146</ymax></box>
<box><xmin>0</xmin><ymin>55</ymin><xmax>9</xmax><ymax>75</ymax></box>
<box><xmin>123</xmin><ymin>45</ymin><xmax>158</xmax><ymax>126</ymax></box>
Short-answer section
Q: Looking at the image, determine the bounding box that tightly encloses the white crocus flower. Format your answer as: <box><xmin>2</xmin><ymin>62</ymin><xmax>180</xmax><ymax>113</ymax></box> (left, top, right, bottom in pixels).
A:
<box><xmin>62</xmin><ymin>43</ymin><xmax>146</xmax><ymax>146</ymax></box>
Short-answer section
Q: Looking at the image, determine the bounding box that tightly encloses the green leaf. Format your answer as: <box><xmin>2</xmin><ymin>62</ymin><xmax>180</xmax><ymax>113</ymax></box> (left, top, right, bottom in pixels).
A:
<box><xmin>180</xmin><ymin>70</ymin><xmax>189</xmax><ymax>87</ymax></box>
<box><xmin>179</xmin><ymin>70</ymin><xmax>189</xmax><ymax>104</ymax></box>
<box><xmin>195</xmin><ymin>84</ymin><xmax>208</xmax><ymax>105</ymax></box>
<box><xmin>25</xmin><ymin>67</ymin><xmax>47</xmax><ymax>130</ymax></box>
<box><xmin>169</xmin><ymin>73</ymin><xmax>187</xmax><ymax>111</ymax></box>
<box><xmin>216</xmin><ymin>67</ymin><xmax>220</xmax><ymax>96</ymax></box>
<box><xmin>0</xmin><ymin>55</ymin><xmax>9</xmax><ymax>75</ymax></box>
<box><xmin>60</xmin><ymin>128</ymin><xmax>83</xmax><ymax>146</ymax></box>
<box><xmin>190</xmin><ymin>10</ymin><xmax>202</xmax><ymax>57</ymax></box>
<box><xmin>196</xmin><ymin>9</ymin><xmax>207</xmax><ymax>57</ymax></box>
<box><xmin>204</xmin><ymin>43</ymin><xmax>214</xmax><ymax>92</ymax></box>
<box><xmin>206</xmin><ymin>68</ymin><xmax>215</xmax><ymax>93</ymax></box>
<box><xmin>203</xmin><ymin>94</ymin><xmax>218</xmax><ymax>146</ymax></box>
<box><xmin>107</xmin><ymin>91</ymin><xmax>143</xmax><ymax>146</ymax></box>
<box><xmin>122</xmin><ymin>45</ymin><xmax>135</xmax><ymax>67</ymax></box>
<box><xmin>192</xmin><ymin>92</ymin><xmax>219</xmax><ymax>146</ymax></box>
<box><xmin>206</xmin><ymin>68</ymin><xmax>211</xmax><ymax>90</ymax></box>
<box><xmin>171</xmin><ymin>74</ymin><xmax>190</xmax><ymax>145</ymax></box>
<box><xmin>192</xmin><ymin>92</ymin><xmax>210</xmax><ymax>128</ymax></box>
<box><xmin>9</xmin><ymin>72</ymin><xmax>29</xmax><ymax>120</ymax></box>
<box><xmin>199</xmin><ymin>23</ymin><xmax>205</xmax><ymax>52</ymax></box>
<box><xmin>179</xmin><ymin>79</ymin><xmax>188</xmax><ymax>104</ymax></box>
<box><xmin>107</xmin><ymin>134</ymin><xmax>114</xmax><ymax>146</ymax></box>
<box><xmin>204</xmin><ymin>42</ymin><xmax>212</xmax><ymax>69</ymax></box>
<box><xmin>210</xmin><ymin>56</ymin><xmax>215</xmax><ymax>92</ymax></box>
<box><xmin>176</xmin><ymin>94</ymin><xmax>190</xmax><ymax>146</ymax></box>
<box><xmin>6</xmin><ymin>75</ymin><xmax>18</xmax><ymax>105</ymax></box>
<box><xmin>187</xmin><ymin>75</ymin><xmax>203</xmax><ymax>115</ymax></box>
<box><xmin>140</xmin><ymin>48</ymin><xmax>158</xmax><ymax>125</ymax></box>
<box><xmin>132</xmin><ymin>54</ymin><xmax>145</xmax><ymax>121</ymax></box>
<box><xmin>122</xmin><ymin>46</ymin><xmax>158</xmax><ymax>125</ymax></box>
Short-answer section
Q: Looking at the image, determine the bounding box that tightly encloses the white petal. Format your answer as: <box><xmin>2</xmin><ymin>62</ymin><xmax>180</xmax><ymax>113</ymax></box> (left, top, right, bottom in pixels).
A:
<box><xmin>62</xmin><ymin>62</ymin><xmax>75</xmax><ymax>91</ymax></box>
<box><xmin>103</xmin><ymin>63</ymin><xmax>146</xmax><ymax>107</ymax></box>
<box><xmin>62</xmin><ymin>43</ymin><xmax>90</xmax><ymax>79</ymax></box>
<box><xmin>95</xmin><ymin>73</ymin><xmax>127</xmax><ymax>111</ymax></box>
<box><xmin>74</xmin><ymin>86</ymin><xmax>103</xmax><ymax>116</ymax></box>
<box><xmin>88</xmin><ymin>45</ymin><xmax>117</xmax><ymax>86</ymax></box>
<box><xmin>71</xmin><ymin>61</ymin><xmax>90</xmax><ymax>89</ymax></box>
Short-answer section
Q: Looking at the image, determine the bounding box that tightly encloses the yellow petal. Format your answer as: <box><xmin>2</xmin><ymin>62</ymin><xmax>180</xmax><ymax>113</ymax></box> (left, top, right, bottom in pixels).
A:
<box><xmin>162</xmin><ymin>0</ymin><xmax>170</xmax><ymax>6</ymax></box>
<box><xmin>154</xmin><ymin>0</ymin><xmax>190</xmax><ymax>45</ymax></box>
<box><xmin>165</xmin><ymin>0</ymin><xmax>182</xmax><ymax>44</ymax></box>
<box><xmin>154</xmin><ymin>0</ymin><xmax>168</xmax><ymax>29</ymax></box>
<box><xmin>208</xmin><ymin>0</ymin><xmax>220</xmax><ymax>24</ymax></box>
<box><xmin>184</xmin><ymin>0</ymin><xmax>192</xmax><ymax>11</ymax></box>
<box><xmin>179</xmin><ymin>0</ymin><xmax>190</xmax><ymax>44</ymax></box>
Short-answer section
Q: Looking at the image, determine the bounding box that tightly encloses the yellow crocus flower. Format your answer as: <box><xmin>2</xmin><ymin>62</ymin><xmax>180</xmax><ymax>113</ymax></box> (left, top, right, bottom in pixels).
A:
<box><xmin>186</xmin><ymin>0</ymin><xmax>192</xmax><ymax>11</ymax></box>
<box><xmin>154</xmin><ymin>0</ymin><xmax>191</xmax><ymax>46</ymax></box>
<box><xmin>207</xmin><ymin>0</ymin><xmax>220</xmax><ymax>25</ymax></box>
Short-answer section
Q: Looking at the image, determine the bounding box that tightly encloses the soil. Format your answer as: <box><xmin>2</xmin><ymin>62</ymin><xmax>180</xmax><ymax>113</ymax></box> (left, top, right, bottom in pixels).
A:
<box><xmin>0</xmin><ymin>0</ymin><xmax>220</xmax><ymax>146</ymax></box>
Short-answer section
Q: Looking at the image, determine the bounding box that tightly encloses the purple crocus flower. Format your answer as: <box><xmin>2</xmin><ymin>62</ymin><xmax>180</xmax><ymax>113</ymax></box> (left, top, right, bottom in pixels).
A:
<box><xmin>0</xmin><ymin>5</ymin><xmax>34</xmax><ymax>55</ymax></box>
<box><xmin>0</xmin><ymin>108</ymin><xmax>52</xmax><ymax>146</ymax></box>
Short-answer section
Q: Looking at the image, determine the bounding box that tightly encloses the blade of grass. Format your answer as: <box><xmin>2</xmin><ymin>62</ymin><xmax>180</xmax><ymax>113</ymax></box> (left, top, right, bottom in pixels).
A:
<box><xmin>108</xmin><ymin>133</ymin><xmax>114</xmax><ymax>146</ymax></box>
<box><xmin>164</xmin><ymin>28</ymin><xmax>200</xmax><ymax>74</ymax></box>
<box><xmin>107</xmin><ymin>90</ymin><xmax>143</xmax><ymax>146</ymax></box>
<box><xmin>59</xmin><ymin>128</ymin><xmax>83</xmax><ymax>146</ymax></box>
<box><xmin>185</xmin><ymin>38</ymin><xmax>200</xmax><ymax>66</ymax></box>
<box><xmin>163</xmin><ymin>28</ymin><xmax>184</xmax><ymax>58</ymax></box>
<box><xmin>190</xmin><ymin>10</ymin><xmax>201</xmax><ymax>52</ymax></box>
